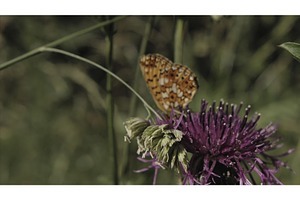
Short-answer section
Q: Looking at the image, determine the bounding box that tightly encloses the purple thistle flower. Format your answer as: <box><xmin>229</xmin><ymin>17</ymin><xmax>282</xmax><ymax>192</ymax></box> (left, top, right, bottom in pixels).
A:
<box><xmin>154</xmin><ymin>99</ymin><xmax>295</xmax><ymax>185</ymax></box>
<box><xmin>124</xmin><ymin>99</ymin><xmax>295</xmax><ymax>185</ymax></box>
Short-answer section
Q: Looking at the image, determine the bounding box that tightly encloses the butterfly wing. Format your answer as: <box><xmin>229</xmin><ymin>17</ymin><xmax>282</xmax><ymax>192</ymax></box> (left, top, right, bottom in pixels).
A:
<box><xmin>140</xmin><ymin>54</ymin><xmax>169</xmax><ymax>113</ymax></box>
<box><xmin>140</xmin><ymin>54</ymin><xmax>198</xmax><ymax>114</ymax></box>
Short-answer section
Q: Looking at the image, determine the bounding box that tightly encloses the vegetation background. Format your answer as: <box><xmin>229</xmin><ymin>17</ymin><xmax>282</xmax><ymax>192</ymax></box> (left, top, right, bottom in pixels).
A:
<box><xmin>0</xmin><ymin>16</ymin><xmax>299</xmax><ymax>184</ymax></box>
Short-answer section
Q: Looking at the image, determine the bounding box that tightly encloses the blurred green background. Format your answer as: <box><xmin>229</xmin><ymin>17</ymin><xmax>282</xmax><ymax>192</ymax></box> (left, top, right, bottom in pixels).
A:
<box><xmin>0</xmin><ymin>16</ymin><xmax>299</xmax><ymax>184</ymax></box>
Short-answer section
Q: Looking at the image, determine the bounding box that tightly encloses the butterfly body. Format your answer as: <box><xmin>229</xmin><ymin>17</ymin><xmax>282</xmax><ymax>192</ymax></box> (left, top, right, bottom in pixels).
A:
<box><xmin>140</xmin><ymin>54</ymin><xmax>198</xmax><ymax>114</ymax></box>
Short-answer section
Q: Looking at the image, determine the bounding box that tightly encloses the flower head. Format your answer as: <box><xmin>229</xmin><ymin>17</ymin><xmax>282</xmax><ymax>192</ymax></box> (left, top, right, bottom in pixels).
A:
<box><xmin>124</xmin><ymin>99</ymin><xmax>295</xmax><ymax>185</ymax></box>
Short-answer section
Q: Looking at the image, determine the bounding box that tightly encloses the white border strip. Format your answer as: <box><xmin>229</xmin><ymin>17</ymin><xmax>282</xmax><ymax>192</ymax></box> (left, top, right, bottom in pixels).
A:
<box><xmin>0</xmin><ymin>185</ymin><xmax>299</xmax><ymax>200</ymax></box>
<box><xmin>0</xmin><ymin>0</ymin><xmax>300</xmax><ymax>15</ymax></box>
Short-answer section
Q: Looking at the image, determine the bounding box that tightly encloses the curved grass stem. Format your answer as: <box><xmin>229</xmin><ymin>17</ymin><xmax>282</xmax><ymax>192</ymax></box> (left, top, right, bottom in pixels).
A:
<box><xmin>41</xmin><ymin>47</ymin><xmax>160</xmax><ymax>118</ymax></box>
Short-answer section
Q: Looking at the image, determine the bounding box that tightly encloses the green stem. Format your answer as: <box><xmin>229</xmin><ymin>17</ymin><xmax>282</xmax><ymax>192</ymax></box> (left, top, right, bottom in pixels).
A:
<box><xmin>174</xmin><ymin>18</ymin><xmax>184</xmax><ymax>63</ymax></box>
<box><xmin>129</xmin><ymin>16</ymin><xmax>154</xmax><ymax>117</ymax></box>
<box><xmin>105</xmin><ymin>20</ymin><xmax>118</xmax><ymax>185</ymax></box>
<box><xmin>123</xmin><ymin>16</ymin><xmax>154</xmax><ymax>180</ymax></box>
<box><xmin>0</xmin><ymin>16</ymin><xmax>126</xmax><ymax>71</ymax></box>
<box><xmin>41</xmin><ymin>47</ymin><xmax>159</xmax><ymax>118</ymax></box>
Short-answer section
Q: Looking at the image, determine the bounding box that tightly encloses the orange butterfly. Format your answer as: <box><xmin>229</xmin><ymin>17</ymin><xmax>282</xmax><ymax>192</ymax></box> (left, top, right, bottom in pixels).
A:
<box><xmin>140</xmin><ymin>54</ymin><xmax>199</xmax><ymax>114</ymax></box>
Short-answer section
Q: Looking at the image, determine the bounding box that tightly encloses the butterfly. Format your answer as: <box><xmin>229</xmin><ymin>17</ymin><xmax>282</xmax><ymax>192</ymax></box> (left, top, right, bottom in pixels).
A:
<box><xmin>140</xmin><ymin>53</ymin><xmax>199</xmax><ymax>114</ymax></box>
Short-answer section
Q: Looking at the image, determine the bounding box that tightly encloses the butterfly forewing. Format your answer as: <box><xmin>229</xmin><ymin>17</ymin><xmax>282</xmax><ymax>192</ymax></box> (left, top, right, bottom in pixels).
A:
<box><xmin>140</xmin><ymin>54</ymin><xmax>198</xmax><ymax>114</ymax></box>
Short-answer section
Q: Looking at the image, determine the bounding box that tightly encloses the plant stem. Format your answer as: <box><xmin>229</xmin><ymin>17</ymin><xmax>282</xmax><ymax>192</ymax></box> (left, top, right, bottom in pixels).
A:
<box><xmin>40</xmin><ymin>47</ymin><xmax>159</xmax><ymax>118</ymax></box>
<box><xmin>0</xmin><ymin>16</ymin><xmax>126</xmax><ymax>71</ymax></box>
<box><xmin>105</xmin><ymin>19</ymin><xmax>118</xmax><ymax>185</ymax></box>
<box><xmin>174</xmin><ymin>18</ymin><xmax>184</xmax><ymax>63</ymax></box>
<box><xmin>129</xmin><ymin>16</ymin><xmax>154</xmax><ymax>117</ymax></box>
<box><xmin>123</xmin><ymin>16</ymin><xmax>154</xmax><ymax>180</ymax></box>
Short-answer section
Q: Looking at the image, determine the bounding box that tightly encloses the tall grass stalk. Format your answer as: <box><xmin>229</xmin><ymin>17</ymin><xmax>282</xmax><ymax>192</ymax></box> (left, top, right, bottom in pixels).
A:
<box><xmin>129</xmin><ymin>16</ymin><xmax>154</xmax><ymax>117</ymax></box>
<box><xmin>104</xmin><ymin>19</ymin><xmax>119</xmax><ymax>185</ymax></box>
<box><xmin>122</xmin><ymin>17</ymin><xmax>155</xmax><ymax>180</ymax></box>
<box><xmin>174</xmin><ymin>18</ymin><xmax>184</xmax><ymax>63</ymax></box>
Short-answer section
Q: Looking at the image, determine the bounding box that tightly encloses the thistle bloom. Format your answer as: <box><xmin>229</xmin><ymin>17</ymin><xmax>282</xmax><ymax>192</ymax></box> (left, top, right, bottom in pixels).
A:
<box><xmin>125</xmin><ymin>99</ymin><xmax>294</xmax><ymax>185</ymax></box>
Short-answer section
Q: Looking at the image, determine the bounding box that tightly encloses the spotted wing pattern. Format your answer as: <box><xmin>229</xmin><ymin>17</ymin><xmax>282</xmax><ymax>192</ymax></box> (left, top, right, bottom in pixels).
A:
<box><xmin>140</xmin><ymin>53</ymin><xmax>199</xmax><ymax>114</ymax></box>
